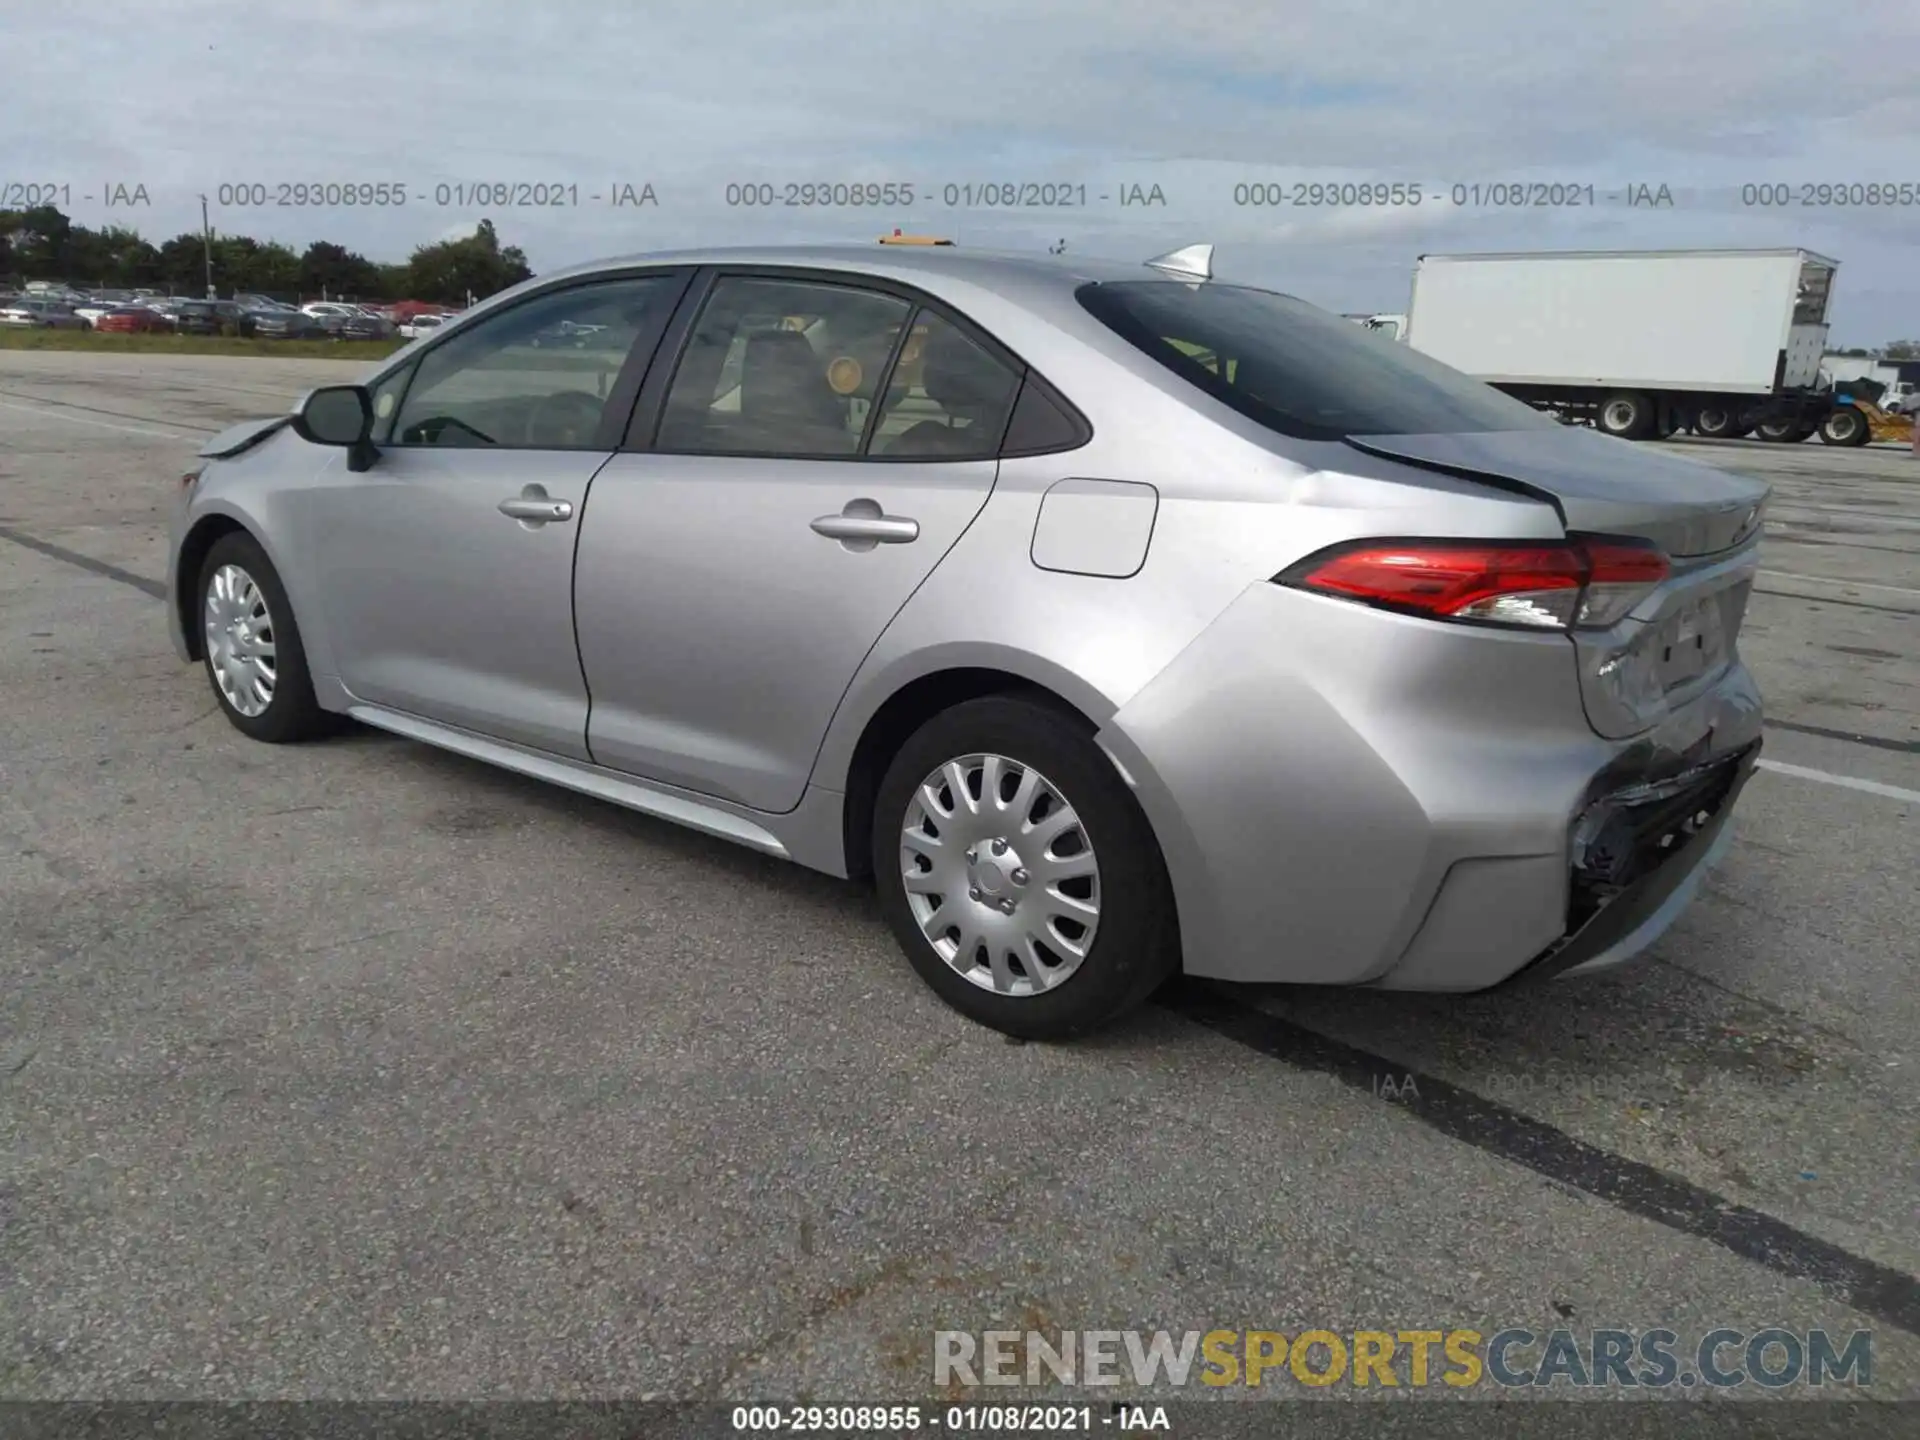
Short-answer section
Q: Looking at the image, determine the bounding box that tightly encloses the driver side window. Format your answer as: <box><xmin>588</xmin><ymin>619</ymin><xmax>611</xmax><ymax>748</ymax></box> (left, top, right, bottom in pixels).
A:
<box><xmin>389</xmin><ymin>276</ymin><xmax>678</xmax><ymax>450</ymax></box>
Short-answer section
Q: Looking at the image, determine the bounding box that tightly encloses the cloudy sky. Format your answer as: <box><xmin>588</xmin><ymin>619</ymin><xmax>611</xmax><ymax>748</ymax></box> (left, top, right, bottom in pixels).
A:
<box><xmin>5</xmin><ymin>0</ymin><xmax>1918</xmax><ymax>342</ymax></box>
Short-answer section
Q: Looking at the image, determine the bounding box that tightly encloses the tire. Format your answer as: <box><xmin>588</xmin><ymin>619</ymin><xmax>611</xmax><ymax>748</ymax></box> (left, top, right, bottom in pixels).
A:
<box><xmin>872</xmin><ymin>695</ymin><xmax>1179</xmax><ymax>1040</ymax></box>
<box><xmin>1597</xmin><ymin>391</ymin><xmax>1656</xmax><ymax>440</ymax></box>
<box><xmin>1694</xmin><ymin>406</ymin><xmax>1738</xmax><ymax>439</ymax></box>
<box><xmin>1755</xmin><ymin>418</ymin><xmax>1804</xmax><ymax>443</ymax></box>
<box><xmin>197</xmin><ymin>531</ymin><xmax>334</xmax><ymax>743</ymax></box>
<box><xmin>1819</xmin><ymin>406</ymin><xmax>1870</xmax><ymax>447</ymax></box>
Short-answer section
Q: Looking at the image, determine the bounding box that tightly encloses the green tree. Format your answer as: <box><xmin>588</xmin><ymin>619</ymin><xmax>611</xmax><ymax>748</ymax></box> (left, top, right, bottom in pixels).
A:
<box><xmin>375</xmin><ymin>261</ymin><xmax>411</xmax><ymax>299</ymax></box>
<box><xmin>404</xmin><ymin>218</ymin><xmax>532</xmax><ymax>305</ymax></box>
<box><xmin>0</xmin><ymin>206</ymin><xmax>533</xmax><ymax>298</ymax></box>
<box><xmin>0</xmin><ymin>210</ymin><xmax>21</xmax><ymax>280</ymax></box>
<box><xmin>3</xmin><ymin>205</ymin><xmax>75</xmax><ymax>277</ymax></box>
<box><xmin>157</xmin><ymin>233</ymin><xmax>213</xmax><ymax>292</ymax></box>
<box><xmin>299</xmin><ymin>240</ymin><xmax>384</xmax><ymax>300</ymax></box>
<box><xmin>1886</xmin><ymin>340</ymin><xmax>1920</xmax><ymax>361</ymax></box>
<box><xmin>74</xmin><ymin>225</ymin><xmax>163</xmax><ymax>287</ymax></box>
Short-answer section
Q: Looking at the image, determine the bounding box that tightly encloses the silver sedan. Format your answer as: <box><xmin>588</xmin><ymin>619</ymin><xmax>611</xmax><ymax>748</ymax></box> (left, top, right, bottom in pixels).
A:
<box><xmin>167</xmin><ymin>243</ymin><xmax>1769</xmax><ymax>1038</ymax></box>
<box><xmin>0</xmin><ymin>298</ymin><xmax>91</xmax><ymax>329</ymax></box>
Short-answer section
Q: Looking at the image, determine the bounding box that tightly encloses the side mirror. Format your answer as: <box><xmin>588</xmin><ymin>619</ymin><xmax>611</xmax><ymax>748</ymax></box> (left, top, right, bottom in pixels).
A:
<box><xmin>292</xmin><ymin>385</ymin><xmax>379</xmax><ymax>471</ymax></box>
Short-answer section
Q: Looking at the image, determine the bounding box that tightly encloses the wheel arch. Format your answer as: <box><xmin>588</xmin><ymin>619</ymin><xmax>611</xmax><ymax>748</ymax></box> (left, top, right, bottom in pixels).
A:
<box><xmin>173</xmin><ymin>504</ymin><xmax>307</xmax><ymax>663</ymax></box>
<box><xmin>827</xmin><ymin>651</ymin><xmax>1122</xmax><ymax>882</ymax></box>
<box><xmin>174</xmin><ymin>512</ymin><xmax>256</xmax><ymax>660</ymax></box>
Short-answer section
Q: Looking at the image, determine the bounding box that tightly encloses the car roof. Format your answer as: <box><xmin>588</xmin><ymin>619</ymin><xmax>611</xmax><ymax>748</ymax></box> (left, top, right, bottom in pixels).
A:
<box><xmin>533</xmin><ymin>243</ymin><xmax>1153</xmax><ymax>302</ymax></box>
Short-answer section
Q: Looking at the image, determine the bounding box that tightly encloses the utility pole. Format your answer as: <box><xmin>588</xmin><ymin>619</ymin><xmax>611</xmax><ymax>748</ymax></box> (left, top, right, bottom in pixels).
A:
<box><xmin>199</xmin><ymin>194</ymin><xmax>215</xmax><ymax>299</ymax></box>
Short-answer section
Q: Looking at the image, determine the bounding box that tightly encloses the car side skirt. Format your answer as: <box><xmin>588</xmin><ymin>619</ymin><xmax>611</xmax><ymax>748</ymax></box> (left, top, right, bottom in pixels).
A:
<box><xmin>345</xmin><ymin>704</ymin><xmax>801</xmax><ymax>859</ymax></box>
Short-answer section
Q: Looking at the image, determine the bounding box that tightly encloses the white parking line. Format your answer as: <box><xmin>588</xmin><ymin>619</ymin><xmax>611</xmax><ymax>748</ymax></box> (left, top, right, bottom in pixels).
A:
<box><xmin>1759</xmin><ymin>569</ymin><xmax>1920</xmax><ymax>600</ymax></box>
<box><xmin>0</xmin><ymin>398</ymin><xmax>198</xmax><ymax>442</ymax></box>
<box><xmin>1757</xmin><ymin>759</ymin><xmax>1920</xmax><ymax>804</ymax></box>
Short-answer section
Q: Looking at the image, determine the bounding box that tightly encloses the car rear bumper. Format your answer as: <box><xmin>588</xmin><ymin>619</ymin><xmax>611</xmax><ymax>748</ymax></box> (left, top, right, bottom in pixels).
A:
<box><xmin>1097</xmin><ymin>581</ymin><xmax>1762</xmax><ymax>990</ymax></box>
<box><xmin>1504</xmin><ymin>742</ymin><xmax>1757</xmax><ymax>985</ymax></box>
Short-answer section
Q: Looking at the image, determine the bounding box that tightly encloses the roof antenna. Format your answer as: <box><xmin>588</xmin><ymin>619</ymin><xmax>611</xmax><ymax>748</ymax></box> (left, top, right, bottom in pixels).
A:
<box><xmin>1144</xmin><ymin>243</ymin><xmax>1212</xmax><ymax>280</ymax></box>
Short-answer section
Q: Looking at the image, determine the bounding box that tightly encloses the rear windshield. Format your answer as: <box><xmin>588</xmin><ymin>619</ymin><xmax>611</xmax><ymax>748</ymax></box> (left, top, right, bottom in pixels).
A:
<box><xmin>1076</xmin><ymin>280</ymin><xmax>1556</xmax><ymax>440</ymax></box>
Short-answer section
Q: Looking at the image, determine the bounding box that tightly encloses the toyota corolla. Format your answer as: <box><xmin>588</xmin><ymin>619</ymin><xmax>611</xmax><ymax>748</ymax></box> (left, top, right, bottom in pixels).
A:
<box><xmin>168</xmin><ymin>243</ymin><xmax>1768</xmax><ymax>1038</ymax></box>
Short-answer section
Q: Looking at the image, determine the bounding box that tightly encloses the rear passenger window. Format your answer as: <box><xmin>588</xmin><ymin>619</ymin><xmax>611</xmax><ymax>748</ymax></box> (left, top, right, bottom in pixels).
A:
<box><xmin>656</xmin><ymin>277</ymin><xmax>913</xmax><ymax>458</ymax></box>
<box><xmin>867</xmin><ymin>312</ymin><xmax>1021</xmax><ymax>459</ymax></box>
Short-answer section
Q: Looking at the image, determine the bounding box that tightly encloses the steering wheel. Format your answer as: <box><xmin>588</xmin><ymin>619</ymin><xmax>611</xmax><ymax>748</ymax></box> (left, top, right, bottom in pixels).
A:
<box><xmin>524</xmin><ymin>389</ymin><xmax>606</xmax><ymax>447</ymax></box>
<box><xmin>404</xmin><ymin>415</ymin><xmax>497</xmax><ymax>446</ymax></box>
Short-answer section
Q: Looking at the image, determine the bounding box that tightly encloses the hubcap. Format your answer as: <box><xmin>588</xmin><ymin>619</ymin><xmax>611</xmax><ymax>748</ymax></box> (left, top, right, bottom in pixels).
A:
<box><xmin>1603</xmin><ymin>400</ymin><xmax>1636</xmax><ymax>431</ymax></box>
<box><xmin>204</xmin><ymin>564</ymin><xmax>277</xmax><ymax>717</ymax></box>
<box><xmin>899</xmin><ymin>753</ymin><xmax>1101</xmax><ymax>997</ymax></box>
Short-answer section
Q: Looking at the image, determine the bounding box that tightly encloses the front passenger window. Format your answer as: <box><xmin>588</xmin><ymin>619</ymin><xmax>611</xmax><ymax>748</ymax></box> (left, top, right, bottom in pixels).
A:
<box><xmin>390</xmin><ymin>277</ymin><xmax>677</xmax><ymax>450</ymax></box>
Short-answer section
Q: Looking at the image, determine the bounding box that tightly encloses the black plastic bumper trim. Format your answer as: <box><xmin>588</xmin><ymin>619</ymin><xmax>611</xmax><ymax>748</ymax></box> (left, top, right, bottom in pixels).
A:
<box><xmin>1504</xmin><ymin>742</ymin><xmax>1760</xmax><ymax>987</ymax></box>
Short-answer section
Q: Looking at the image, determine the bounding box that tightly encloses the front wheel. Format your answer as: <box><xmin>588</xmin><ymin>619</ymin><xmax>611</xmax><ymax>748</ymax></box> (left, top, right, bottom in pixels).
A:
<box><xmin>872</xmin><ymin>696</ymin><xmax>1179</xmax><ymax>1040</ymax></box>
<box><xmin>198</xmin><ymin>532</ymin><xmax>334</xmax><ymax>743</ymax></box>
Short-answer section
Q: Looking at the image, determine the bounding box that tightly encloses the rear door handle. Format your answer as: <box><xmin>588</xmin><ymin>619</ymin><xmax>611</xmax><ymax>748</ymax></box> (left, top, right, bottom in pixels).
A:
<box><xmin>498</xmin><ymin>485</ymin><xmax>574</xmax><ymax>526</ymax></box>
<box><xmin>811</xmin><ymin>500</ymin><xmax>919</xmax><ymax>551</ymax></box>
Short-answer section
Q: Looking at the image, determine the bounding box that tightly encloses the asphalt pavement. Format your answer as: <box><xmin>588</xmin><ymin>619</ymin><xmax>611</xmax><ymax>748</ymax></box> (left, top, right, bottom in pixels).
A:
<box><xmin>1</xmin><ymin>351</ymin><xmax>1916</xmax><ymax>1415</ymax></box>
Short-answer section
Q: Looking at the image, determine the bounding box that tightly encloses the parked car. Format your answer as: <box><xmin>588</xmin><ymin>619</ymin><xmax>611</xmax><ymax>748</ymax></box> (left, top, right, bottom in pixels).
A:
<box><xmin>338</xmin><ymin>311</ymin><xmax>397</xmax><ymax>341</ymax></box>
<box><xmin>248</xmin><ymin>308</ymin><xmax>325</xmax><ymax>340</ymax></box>
<box><xmin>300</xmin><ymin>302</ymin><xmax>358</xmax><ymax>335</ymax></box>
<box><xmin>73</xmin><ymin>296</ymin><xmax>132</xmax><ymax>326</ymax></box>
<box><xmin>397</xmin><ymin>313</ymin><xmax>450</xmax><ymax>340</ymax></box>
<box><xmin>207</xmin><ymin>301</ymin><xmax>259</xmax><ymax>335</ymax></box>
<box><xmin>169</xmin><ymin>300</ymin><xmax>226</xmax><ymax>335</ymax></box>
<box><xmin>94</xmin><ymin>306</ymin><xmax>174</xmax><ymax>334</ymax></box>
<box><xmin>167</xmin><ymin>243</ymin><xmax>1770</xmax><ymax>1039</ymax></box>
<box><xmin>0</xmin><ymin>298</ymin><xmax>90</xmax><ymax>328</ymax></box>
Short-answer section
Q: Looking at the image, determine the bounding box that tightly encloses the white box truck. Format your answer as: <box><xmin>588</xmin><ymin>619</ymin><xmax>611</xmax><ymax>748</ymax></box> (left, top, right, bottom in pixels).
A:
<box><xmin>1401</xmin><ymin>249</ymin><xmax>1840</xmax><ymax>443</ymax></box>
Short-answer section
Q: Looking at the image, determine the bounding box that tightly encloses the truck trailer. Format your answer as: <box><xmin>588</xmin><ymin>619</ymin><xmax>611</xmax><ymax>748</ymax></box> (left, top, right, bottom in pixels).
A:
<box><xmin>1400</xmin><ymin>249</ymin><xmax>1838</xmax><ymax>442</ymax></box>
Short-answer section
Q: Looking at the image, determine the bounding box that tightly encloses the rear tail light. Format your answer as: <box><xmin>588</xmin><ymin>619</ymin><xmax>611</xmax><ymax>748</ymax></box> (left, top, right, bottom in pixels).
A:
<box><xmin>1275</xmin><ymin>537</ymin><xmax>1670</xmax><ymax>631</ymax></box>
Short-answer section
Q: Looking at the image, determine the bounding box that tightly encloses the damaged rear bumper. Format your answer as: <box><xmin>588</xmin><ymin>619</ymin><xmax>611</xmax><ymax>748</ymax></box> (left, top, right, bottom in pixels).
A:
<box><xmin>1506</xmin><ymin>739</ymin><xmax>1761</xmax><ymax>986</ymax></box>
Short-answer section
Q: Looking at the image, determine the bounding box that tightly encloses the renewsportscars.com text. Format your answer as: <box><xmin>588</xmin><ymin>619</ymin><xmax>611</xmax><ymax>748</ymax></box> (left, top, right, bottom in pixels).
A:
<box><xmin>933</xmin><ymin>1326</ymin><xmax>1872</xmax><ymax>1390</ymax></box>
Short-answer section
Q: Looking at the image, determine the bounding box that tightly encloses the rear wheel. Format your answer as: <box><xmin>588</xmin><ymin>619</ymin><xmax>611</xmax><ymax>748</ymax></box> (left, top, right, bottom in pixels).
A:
<box><xmin>1597</xmin><ymin>391</ymin><xmax>1656</xmax><ymax>440</ymax></box>
<box><xmin>1819</xmin><ymin>406</ymin><xmax>1870</xmax><ymax>447</ymax></box>
<box><xmin>872</xmin><ymin>696</ymin><xmax>1178</xmax><ymax>1040</ymax></box>
<box><xmin>198</xmin><ymin>532</ymin><xmax>334</xmax><ymax>743</ymax></box>
<box><xmin>1756</xmin><ymin>418</ymin><xmax>1807</xmax><ymax>443</ymax></box>
<box><xmin>1694</xmin><ymin>406</ymin><xmax>1739</xmax><ymax>439</ymax></box>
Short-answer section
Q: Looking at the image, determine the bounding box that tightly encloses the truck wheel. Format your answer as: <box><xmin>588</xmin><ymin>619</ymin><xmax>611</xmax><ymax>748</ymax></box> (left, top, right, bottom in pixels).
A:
<box><xmin>1819</xmin><ymin>407</ymin><xmax>1870</xmax><ymax>447</ymax></box>
<box><xmin>1694</xmin><ymin>407</ymin><xmax>1738</xmax><ymax>439</ymax></box>
<box><xmin>1755</xmin><ymin>419</ymin><xmax>1804</xmax><ymax>443</ymax></box>
<box><xmin>1597</xmin><ymin>392</ymin><xmax>1656</xmax><ymax>440</ymax></box>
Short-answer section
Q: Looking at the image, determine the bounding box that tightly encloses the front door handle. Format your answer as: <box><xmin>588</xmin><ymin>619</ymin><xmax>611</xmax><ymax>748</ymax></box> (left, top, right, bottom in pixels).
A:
<box><xmin>811</xmin><ymin>499</ymin><xmax>919</xmax><ymax>552</ymax></box>
<box><xmin>498</xmin><ymin>484</ymin><xmax>574</xmax><ymax>527</ymax></box>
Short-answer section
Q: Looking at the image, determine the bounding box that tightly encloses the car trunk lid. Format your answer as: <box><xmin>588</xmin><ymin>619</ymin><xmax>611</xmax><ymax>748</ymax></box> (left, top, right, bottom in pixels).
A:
<box><xmin>1342</xmin><ymin>426</ymin><xmax>1770</xmax><ymax>741</ymax></box>
<box><xmin>1342</xmin><ymin>426</ymin><xmax>1768</xmax><ymax>556</ymax></box>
